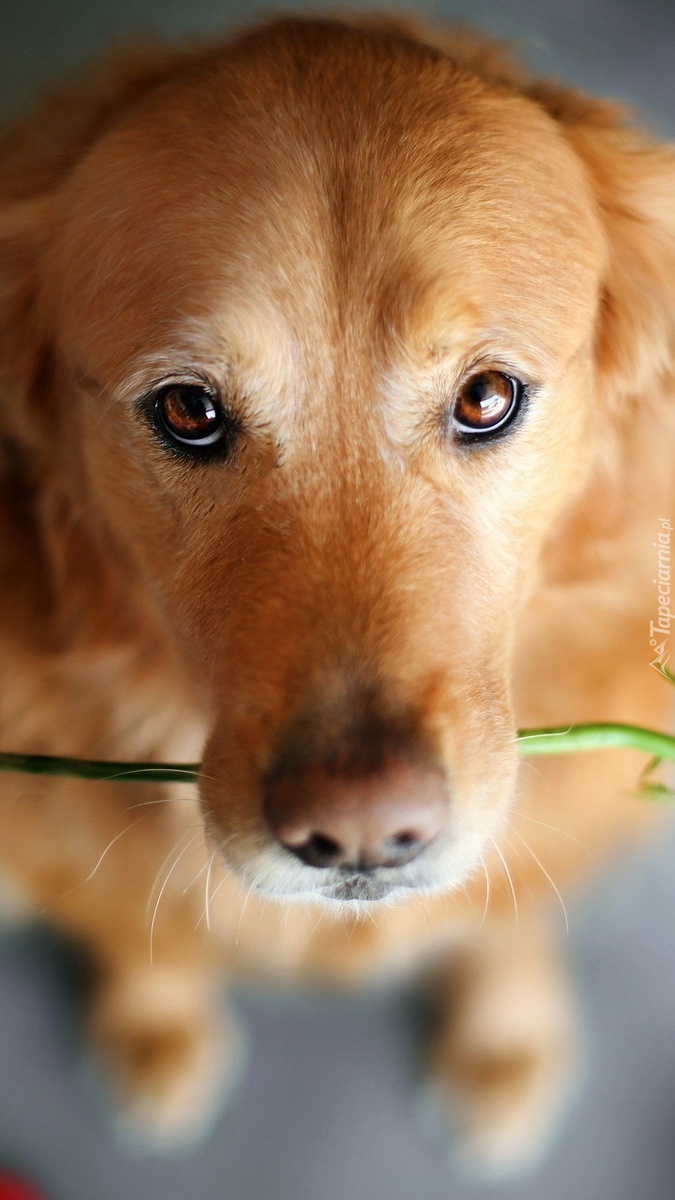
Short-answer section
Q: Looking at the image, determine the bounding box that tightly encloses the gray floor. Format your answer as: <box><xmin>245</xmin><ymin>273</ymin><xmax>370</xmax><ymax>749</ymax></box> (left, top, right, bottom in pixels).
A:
<box><xmin>2</xmin><ymin>1</ymin><xmax>675</xmax><ymax>1198</ymax></box>
<box><xmin>4</xmin><ymin>835</ymin><xmax>675</xmax><ymax>1200</ymax></box>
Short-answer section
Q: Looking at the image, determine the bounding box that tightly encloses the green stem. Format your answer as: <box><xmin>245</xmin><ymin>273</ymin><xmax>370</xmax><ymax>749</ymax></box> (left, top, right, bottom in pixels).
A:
<box><xmin>0</xmin><ymin>722</ymin><xmax>673</xmax><ymax>784</ymax></box>
<box><xmin>0</xmin><ymin>751</ymin><xmax>200</xmax><ymax>784</ymax></box>
<box><xmin>516</xmin><ymin>722</ymin><xmax>675</xmax><ymax>761</ymax></box>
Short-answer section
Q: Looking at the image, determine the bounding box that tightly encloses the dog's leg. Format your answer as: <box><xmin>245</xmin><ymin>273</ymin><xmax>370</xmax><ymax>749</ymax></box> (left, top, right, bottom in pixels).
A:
<box><xmin>87</xmin><ymin>957</ymin><xmax>242</xmax><ymax>1146</ymax></box>
<box><xmin>427</xmin><ymin>916</ymin><xmax>578</xmax><ymax>1176</ymax></box>
<box><xmin>72</xmin><ymin>803</ymin><xmax>244</xmax><ymax>1146</ymax></box>
<box><xmin>0</xmin><ymin>777</ymin><xmax>240</xmax><ymax>1145</ymax></box>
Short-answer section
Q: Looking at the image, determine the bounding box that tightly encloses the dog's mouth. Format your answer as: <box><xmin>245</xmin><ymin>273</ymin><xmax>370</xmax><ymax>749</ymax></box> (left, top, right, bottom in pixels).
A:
<box><xmin>315</xmin><ymin>874</ymin><xmax>407</xmax><ymax>904</ymax></box>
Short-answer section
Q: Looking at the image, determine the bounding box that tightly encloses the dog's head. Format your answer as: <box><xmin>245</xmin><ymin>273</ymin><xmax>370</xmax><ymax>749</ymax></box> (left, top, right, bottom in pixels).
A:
<box><xmin>2</xmin><ymin>18</ymin><xmax>675</xmax><ymax>904</ymax></box>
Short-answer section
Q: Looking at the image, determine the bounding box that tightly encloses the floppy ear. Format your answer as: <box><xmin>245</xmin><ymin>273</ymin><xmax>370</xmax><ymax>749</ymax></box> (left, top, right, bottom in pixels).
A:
<box><xmin>0</xmin><ymin>46</ymin><xmax>190</xmax><ymax>638</ymax></box>
<box><xmin>0</xmin><ymin>196</ymin><xmax>57</xmax><ymax>460</ymax></box>
<box><xmin>524</xmin><ymin>83</ymin><xmax>675</xmax><ymax>407</ymax></box>
<box><xmin>0</xmin><ymin>44</ymin><xmax>193</xmax><ymax>456</ymax></box>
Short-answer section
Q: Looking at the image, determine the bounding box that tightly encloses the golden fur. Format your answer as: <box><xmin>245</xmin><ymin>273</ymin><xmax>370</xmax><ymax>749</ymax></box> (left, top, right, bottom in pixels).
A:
<box><xmin>1</xmin><ymin>15</ymin><xmax>674</xmax><ymax>1170</ymax></box>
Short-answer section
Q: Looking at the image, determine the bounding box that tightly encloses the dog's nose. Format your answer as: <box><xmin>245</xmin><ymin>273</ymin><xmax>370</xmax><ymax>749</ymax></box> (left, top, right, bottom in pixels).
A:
<box><xmin>264</xmin><ymin>754</ymin><xmax>447</xmax><ymax>871</ymax></box>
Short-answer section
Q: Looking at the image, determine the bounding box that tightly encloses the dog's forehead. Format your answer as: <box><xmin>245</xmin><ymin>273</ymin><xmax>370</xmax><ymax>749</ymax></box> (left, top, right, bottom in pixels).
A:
<box><xmin>54</xmin><ymin>27</ymin><xmax>605</xmax><ymax>395</ymax></box>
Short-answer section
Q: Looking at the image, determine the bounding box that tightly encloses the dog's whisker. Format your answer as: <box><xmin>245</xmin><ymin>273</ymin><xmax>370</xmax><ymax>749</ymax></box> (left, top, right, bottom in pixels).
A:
<box><xmin>479</xmin><ymin>855</ymin><xmax>491</xmax><ymax>930</ymax></box>
<box><xmin>511</xmin><ymin>827</ymin><xmax>570</xmax><ymax>936</ymax></box>
<box><xmin>122</xmin><ymin>794</ymin><xmax>199</xmax><ymax>816</ymax></box>
<box><xmin>80</xmin><ymin>818</ymin><xmax>145</xmax><ymax>884</ymax></box>
<box><xmin>204</xmin><ymin>869</ymin><xmax>229</xmax><ymax>914</ymax></box>
<box><xmin>502</xmin><ymin>834</ymin><xmax>536</xmax><ymax>899</ymax></box>
<box><xmin>149</xmin><ymin>831</ymin><xmax>200</xmax><ymax>965</ymax></box>
<box><xmin>299</xmin><ymin>905</ymin><xmax>326</xmax><ymax>951</ymax></box>
<box><xmin>53</xmin><ymin>816</ymin><xmax>146</xmax><ymax>904</ymax></box>
<box><xmin>204</xmin><ymin>847</ymin><xmax>217</xmax><ymax>933</ymax></box>
<box><xmin>490</xmin><ymin>836</ymin><xmax>519</xmax><ymax>926</ymax></box>
<box><xmin>510</xmin><ymin>808</ymin><xmax>592</xmax><ymax>856</ymax></box>
<box><xmin>458</xmin><ymin>880</ymin><xmax>479</xmax><ymax>921</ymax></box>
<box><xmin>145</xmin><ymin>826</ymin><xmax>201</xmax><ymax>920</ymax></box>
<box><xmin>192</xmin><ymin>837</ymin><xmax>239</xmax><ymax>925</ymax></box>
<box><xmin>183</xmin><ymin>857</ymin><xmax>208</xmax><ymax>897</ymax></box>
<box><xmin>366</xmin><ymin>903</ymin><xmax>382</xmax><ymax>930</ymax></box>
<box><xmin>195</xmin><ymin>868</ymin><xmax>229</xmax><ymax>931</ymax></box>
<box><xmin>518</xmin><ymin>758</ymin><xmax>548</xmax><ymax>786</ymax></box>
<box><xmin>192</xmin><ymin>768</ymin><xmax>219</xmax><ymax>785</ymax></box>
<box><xmin>411</xmin><ymin>893</ymin><xmax>436</xmax><ymax>939</ymax></box>
<box><xmin>146</xmin><ymin>836</ymin><xmax>185</xmax><ymax>922</ymax></box>
<box><xmin>344</xmin><ymin>910</ymin><xmax>358</xmax><ymax>943</ymax></box>
<box><xmin>235</xmin><ymin>880</ymin><xmax>256</xmax><ymax>947</ymax></box>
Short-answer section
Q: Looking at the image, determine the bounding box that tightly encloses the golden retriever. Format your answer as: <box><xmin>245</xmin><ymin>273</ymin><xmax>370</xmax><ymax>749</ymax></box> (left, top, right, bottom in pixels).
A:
<box><xmin>1</xmin><ymin>13</ymin><xmax>674</xmax><ymax>1172</ymax></box>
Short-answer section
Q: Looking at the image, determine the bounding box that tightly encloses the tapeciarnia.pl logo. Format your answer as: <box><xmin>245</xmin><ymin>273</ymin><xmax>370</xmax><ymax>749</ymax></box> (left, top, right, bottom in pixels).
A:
<box><xmin>650</xmin><ymin>517</ymin><xmax>673</xmax><ymax>680</ymax></box>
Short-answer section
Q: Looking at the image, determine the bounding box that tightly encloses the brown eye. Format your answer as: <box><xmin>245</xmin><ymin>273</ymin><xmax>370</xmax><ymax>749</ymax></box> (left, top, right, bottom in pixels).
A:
<box><xmin>153</xmin><ymin>384</ymin><xmax>236</xmax><ymax>456</ymax></box>
<box><xmin>452</xmin><ymin>370</ymin><xmax>522</xmax><ymax>438</ymax></box>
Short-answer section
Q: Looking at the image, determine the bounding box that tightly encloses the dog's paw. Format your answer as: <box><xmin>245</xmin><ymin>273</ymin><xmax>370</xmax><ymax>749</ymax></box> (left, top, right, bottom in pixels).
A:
<box><xmin>423</xmin><ymin>922</ymin><xmax>579</xmax><ymax>1177</ymax></box>
<box><xmin>86</xmin><ymin>968</ymin><xmax>244</xmax><ymax>1149</ymax></box>
<box><xmin>426</xmin><ymin>1036</ymin><xmax>576</xmax><ymax>1178</ymax></box>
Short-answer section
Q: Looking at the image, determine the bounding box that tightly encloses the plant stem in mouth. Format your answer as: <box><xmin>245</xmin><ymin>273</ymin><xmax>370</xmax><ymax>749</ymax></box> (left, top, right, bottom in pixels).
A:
<box><xmin>0</xmin><ymin>722</ymin><xmax>673</xmax><ymax>783</ymax></box>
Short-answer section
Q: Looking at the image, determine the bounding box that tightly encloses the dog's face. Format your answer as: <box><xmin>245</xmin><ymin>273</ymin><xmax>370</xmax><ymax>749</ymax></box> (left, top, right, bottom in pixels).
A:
<box><xmin>6</xmin><ymin>20</ymin><xmax>663</xmax><ymax>904</ymax></box>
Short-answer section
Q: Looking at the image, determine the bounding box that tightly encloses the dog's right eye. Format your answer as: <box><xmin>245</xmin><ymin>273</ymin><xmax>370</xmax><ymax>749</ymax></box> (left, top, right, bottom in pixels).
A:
<box><xmin>451</xmin><ymin>370</ymin><xmax>524</xmax><ymax>442</ymax></box>
<box><xmin>149</xmin><ymin>384</ymin><xmax>239</xmax><ymax>461</ymax></box>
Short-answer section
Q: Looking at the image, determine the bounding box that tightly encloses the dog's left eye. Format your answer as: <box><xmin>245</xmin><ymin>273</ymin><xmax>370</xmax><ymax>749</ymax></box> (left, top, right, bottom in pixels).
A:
<box><xmin>451</xmin><ymin>371</ymin><xmax>523</xmax><ymax>439</ymax></box>
<box><xmin>151</xmin><ymin>384</ymin><xmax>237</xmax><ymax>457</ymax></box>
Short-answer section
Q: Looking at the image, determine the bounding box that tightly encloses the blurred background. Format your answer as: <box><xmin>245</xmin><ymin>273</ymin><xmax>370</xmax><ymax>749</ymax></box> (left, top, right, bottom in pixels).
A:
<box><xmin>1</xmin><ymin>2</ymin><xmax>675</xmax><ymax>1199</ymax></box>
<box><xmin>1</xmin><ymin>0</ymin><xmax>675</xmax><ymax>132</ymax></box>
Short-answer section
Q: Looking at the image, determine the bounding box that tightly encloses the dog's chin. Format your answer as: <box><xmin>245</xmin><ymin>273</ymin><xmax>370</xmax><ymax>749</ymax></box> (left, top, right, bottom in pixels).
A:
<box><xmin>239</xmin><ymin>867</ymin><xmax>413</xmax><ymax>908</ymax></box>
<box><xmin>315</xmin><ymin>875</ymin><xmax>409</xmax><ymax>905</ymax></box>
<box><xmin>246</xmin><ymin>864</ymin><xmax>447</xmax><ymax>909</ymax></box>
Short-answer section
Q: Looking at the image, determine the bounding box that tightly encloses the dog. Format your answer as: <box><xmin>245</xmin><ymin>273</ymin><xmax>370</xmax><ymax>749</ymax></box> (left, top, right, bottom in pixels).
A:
<box><xmin>0</xmin><ymin>13</ymin><xmax>674</xmax><ymax>1172</ymax></box>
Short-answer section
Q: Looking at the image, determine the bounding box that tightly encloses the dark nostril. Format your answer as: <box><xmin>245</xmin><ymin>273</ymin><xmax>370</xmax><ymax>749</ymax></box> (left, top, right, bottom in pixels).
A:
<box><xmin>292</xmin><ymin>832</ymin><xmax>345</xmax><ymax>868</ymax></box>
<box><xmin>376</xmin><ymin>829</ymin><xmax>428</xmax><ymax>867</ymax></box>
<box><xmin>393</xmin><ymin>831</ymin><xmax>417</xmax><ymax>849</ymax></box>
<box><xmin>283</xmin><ymin>827</ymin><xmax>429</xmax><ymax>871</ymax></box>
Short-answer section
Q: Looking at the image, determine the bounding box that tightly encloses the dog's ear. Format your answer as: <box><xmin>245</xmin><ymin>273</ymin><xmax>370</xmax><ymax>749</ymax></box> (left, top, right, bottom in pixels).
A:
<box><xmin>0</xmin><ymin>46</ymin><xmax>196</xmax><ymax>640</ymax></box>
<box><xmin>0</xmin><ymin>196</ymin><xmax>56</xmax><ymax>457</ymax></box>
<box><xmin>0</xmin><ymin>45</ymin><xmax>191</xmax><ymax>455</ymax></box>
<box><xmin>526</xmin><ymin>82</ymin><xmax>675</xmax><ymax>407</ymax></box>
